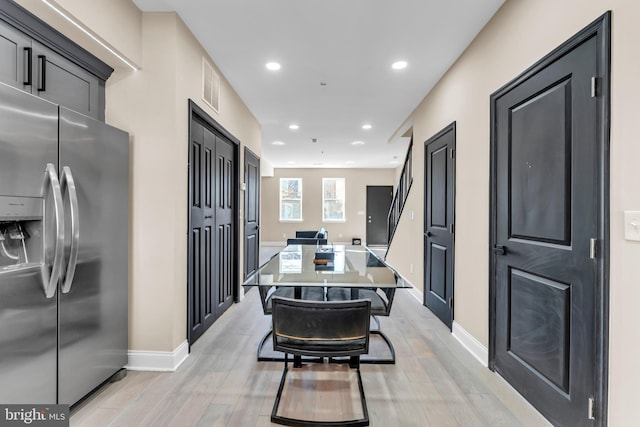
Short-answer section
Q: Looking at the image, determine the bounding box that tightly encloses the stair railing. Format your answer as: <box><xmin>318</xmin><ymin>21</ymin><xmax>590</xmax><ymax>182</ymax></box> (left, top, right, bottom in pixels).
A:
<box><xmin>387</xmin><ymin>139</ymin><xmax>413</xmax><ymax>245</ymax></box>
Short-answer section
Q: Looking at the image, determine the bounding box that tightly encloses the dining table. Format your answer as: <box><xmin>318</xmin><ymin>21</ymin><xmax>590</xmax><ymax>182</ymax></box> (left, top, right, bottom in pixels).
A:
<box><xmin>243</xmin><ymin>244</ymin><xmax>411</xmax><ymax>364</ymax></box>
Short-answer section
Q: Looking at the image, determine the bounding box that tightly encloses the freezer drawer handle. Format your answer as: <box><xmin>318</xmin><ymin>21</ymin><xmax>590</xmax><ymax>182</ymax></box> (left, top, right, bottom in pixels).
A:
<box><xmin>41</xmin><ymin>163</ymin><xmax>64</xmax><ymax>298</ymax></box>
<box><xmin>60</xmin><ymin>166</ymin><xmax>80</xmax><ymax>294</ymax></box>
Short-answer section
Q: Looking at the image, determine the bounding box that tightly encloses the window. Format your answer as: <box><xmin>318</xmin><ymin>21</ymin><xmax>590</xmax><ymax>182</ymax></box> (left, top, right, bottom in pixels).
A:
<box><xmin>279</xmin><ymin>178</ymin><xmax>302</xmax><ymax>221</ymax></box>
<box><xmin>322</xmin><ymin>178</ymin><xmax>345</xmax><ymax>222</ymax></box>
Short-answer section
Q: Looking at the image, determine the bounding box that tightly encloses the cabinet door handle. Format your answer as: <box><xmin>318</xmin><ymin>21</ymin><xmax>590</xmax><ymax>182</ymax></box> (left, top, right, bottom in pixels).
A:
<box><xmin>23</xmin><ymin>47</ymin><xmax>32</xmax><ymax>85</ymax></box>
<box><xmin>37</xmin><ymin>55</ymin><xmax>46</xmax><ymax>92</ymax></box>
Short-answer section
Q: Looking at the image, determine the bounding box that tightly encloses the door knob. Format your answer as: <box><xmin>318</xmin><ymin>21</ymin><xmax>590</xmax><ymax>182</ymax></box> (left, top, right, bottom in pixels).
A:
<box><xmin>426</xmin><ymin>231</ymin><xmax>432</xmax><ymax>237</ymax></box>
<box><xmin>493</xmin><ymin>245</ymin><xmax>506</xmax><ymax>255</ymax></box>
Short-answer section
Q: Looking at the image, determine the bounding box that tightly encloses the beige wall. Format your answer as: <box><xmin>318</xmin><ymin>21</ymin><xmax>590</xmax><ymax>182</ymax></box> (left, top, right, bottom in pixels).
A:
<box><xmin>261</xmin><ymin>168</ymin><xmax>396</xmax><ymax>244</ymax></box>
<box><xmin>385</xmin><ymin>0</ymin><xmax>640</xmax><ymax>424</ymax></box>
<box><xmin>16</xmin><ymin>1</ymin><xmax>261</xmax><ymax>352</ymax></box>
<box><xmin>15</xmin><ymin>0</ymin><xmax>143</xmax><ymax>69</ymax></box>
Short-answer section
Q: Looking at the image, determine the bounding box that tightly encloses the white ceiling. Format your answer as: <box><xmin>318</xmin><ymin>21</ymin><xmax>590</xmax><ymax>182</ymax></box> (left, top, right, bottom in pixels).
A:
<box><xmin>131</xmin><ymin>0</ymin><xmax>505</xmax><ymax>169</ymax></box>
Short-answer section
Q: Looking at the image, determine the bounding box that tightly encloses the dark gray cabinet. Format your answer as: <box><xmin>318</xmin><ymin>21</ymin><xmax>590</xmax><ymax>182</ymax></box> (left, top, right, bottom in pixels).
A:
<box><xmin>31</xmin><ymin>41</ymin><xmax>101</xmax><ymax>119</ymax></box>
<box><xmin>0</xmin><ymin>19</ymin><xmax>30</xmax><ymax>90</ymax></box>
<box><xmin>0</xmin><ymin>2</ymin><xmax>110</xmax><ymax>120</ymax></box>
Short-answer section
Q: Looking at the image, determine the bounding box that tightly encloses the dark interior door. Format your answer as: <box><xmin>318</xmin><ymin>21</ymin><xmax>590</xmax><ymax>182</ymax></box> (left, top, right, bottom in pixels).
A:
<box><xmin>244</xmin><ymin>148</ymin><xmax>260</xmax><ymax>279</ymax></box>
<box><xmin>214</xmin><ymin>135</ymin><xmax>235</xmax><ymax>318</ymax></box>
<box><xmin>423</xmin><ymin>123</ymin><xmax>455</xmax><ymax>329</ymax></box>
<box><xmin>189</xmin><ymin>120</ymin><xmax>215</xmax><ymax>343</ymax></box>
<box><xmin>366</xmin><ymin>186</ymin><xmax>392</xmax><ymax>246</ymax></box>
<box><xmin>188</xmin><ymin>110</ymin><xmax>238</xmax><ymax>345</ymax></box>
<box><xmin>491</xmin><ymin>16</ymin><xmax>609</xmax><ymax>426</ymax></box>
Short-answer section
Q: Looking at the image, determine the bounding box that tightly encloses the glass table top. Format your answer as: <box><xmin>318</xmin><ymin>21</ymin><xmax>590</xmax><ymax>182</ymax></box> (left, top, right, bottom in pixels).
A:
<box><xmin>243</xmin><ymin>244</ymin><xmax>409</xmax><ymax>289</ymax></box>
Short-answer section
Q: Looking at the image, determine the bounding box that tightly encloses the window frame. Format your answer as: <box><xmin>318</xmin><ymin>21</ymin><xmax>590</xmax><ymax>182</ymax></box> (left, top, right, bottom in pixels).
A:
<box><xmin>322</xmin><ymin>177</ymin><xmax>346</xmax><ymax>222</ymax></box>
<box><xmin>279</xmin><ymin>177</ymin><xmax>303</xmax><ymax>222</ymax></box>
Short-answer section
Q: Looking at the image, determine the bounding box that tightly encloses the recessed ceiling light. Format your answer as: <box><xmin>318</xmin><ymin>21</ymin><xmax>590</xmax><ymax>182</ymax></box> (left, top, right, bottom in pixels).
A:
<box><xmin>272</xmin><ymin>141</ymin><xmax>285</xmax><ymax>146</ymax></box>
<box><xmin>351</xmin><ymin>141</ymin><xmax>365</xmax><ymax>146</ymax></box>
<box><xmin>287</xmin><ymin>161</ymin><xmax>296</xmax><ymax>165</ymax></box>
<box><xmin>289</xmin><ymin>124</ymin><xmax>299</xmax><ymax>130</ymax></box>
<box><xmin>346</xmin><ymin>161</ymin><xmax>355</xmax><ymax>165</ymax></box>
<box><xmin>392</xmin><ymin>61</ymin><xmax>408</xmax><ymax>70</ymax></box>
<box><xmin>266</xmin><ymin>62</ymin><xmax>281</xmax><ymax>71</ymax></box>
<box><xmin>362</xmin><ymin>124</ymin><xmax>372</xmax><ymax>130</ymax></box>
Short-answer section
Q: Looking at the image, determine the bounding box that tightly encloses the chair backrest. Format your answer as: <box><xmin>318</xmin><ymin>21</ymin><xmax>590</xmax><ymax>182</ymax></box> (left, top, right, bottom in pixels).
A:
<box><xmin>286</xmin><ymin>237</ymin><xmax>328</xmax><ymax>245</ymax></box>
<box><xmin>295</xmin><ymin>228</ymin><xmax>328</xmax><ymax>239</ymax></box>
<box><xmin>271</xmin><ymin>297</ymin><xmax>371</xmax><ymax>358</ymax></box>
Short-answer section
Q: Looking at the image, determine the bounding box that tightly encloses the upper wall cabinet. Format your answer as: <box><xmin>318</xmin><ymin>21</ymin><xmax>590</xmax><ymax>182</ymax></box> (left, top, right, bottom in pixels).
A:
<box><xmin>0</xmin><ymin>0</ymin><xmax>112</xmax><ymax>121</ymax></box>
<box><xmin>0</xmin><ymin>18</ymin><xmax>31</xmax><ymax>89</ymax></box>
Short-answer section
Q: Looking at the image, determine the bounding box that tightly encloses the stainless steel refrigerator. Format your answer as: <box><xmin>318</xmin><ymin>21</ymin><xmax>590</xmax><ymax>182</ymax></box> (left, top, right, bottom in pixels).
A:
<box><xmin>0</xmin><ymin>82</ymin><xmax>128</xmax><ymax>406</ymax></box>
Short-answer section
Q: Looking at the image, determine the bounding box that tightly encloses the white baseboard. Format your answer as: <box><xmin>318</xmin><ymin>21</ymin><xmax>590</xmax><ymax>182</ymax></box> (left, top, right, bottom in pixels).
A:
<box><xmin>452</xmin><ymin>321</ymin><xmax>488</xmax><ymax>367</ymax></box>
<box><xmin>126</xmin><ymin>340</ymin><xmax>189</xmax><ymax>372</ymax></box>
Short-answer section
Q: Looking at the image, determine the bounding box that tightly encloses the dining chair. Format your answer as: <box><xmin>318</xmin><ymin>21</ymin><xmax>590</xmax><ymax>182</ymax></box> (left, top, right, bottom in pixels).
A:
<box><xmin>325</xmin><ymin>287</ymin><xmax>396</xmax><ymax>364</ymax></box>
<box><xmin>270</xmin><ymin>296</ymin><xmax>371</xmax><ymax>427</ymax></box>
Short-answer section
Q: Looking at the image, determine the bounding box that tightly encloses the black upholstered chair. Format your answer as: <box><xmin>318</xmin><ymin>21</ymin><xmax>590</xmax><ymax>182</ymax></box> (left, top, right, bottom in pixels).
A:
<box><xmin>259</xmin><ymin>285</ymin><xmax>326</xmax><ymax>315</ymax></box>
<box><xmin>270</xmin><ymin>296</ymin><xmax>371</xmax><ymax>427</ymax></box>
<box><xmin>323</xmin><ymin>250</ymin><xmax>397</xmax><ymax>363</ymax></box>
<box><xmin>325</xmin><ymin>287</ymin><xmax>396</xmax><ymax>364</ymax></box>
<box><xmin>286</xmin><ymin>227</ymin><xmax>328</xmax><ymax>245</ymax></box>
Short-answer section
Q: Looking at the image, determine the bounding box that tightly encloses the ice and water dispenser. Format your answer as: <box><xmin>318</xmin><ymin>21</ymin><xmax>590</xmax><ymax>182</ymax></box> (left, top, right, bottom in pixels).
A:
<box><xmin>0</xmin><ymin>196</ymin><xmax>43</xmax><ymax>269</ymax></box>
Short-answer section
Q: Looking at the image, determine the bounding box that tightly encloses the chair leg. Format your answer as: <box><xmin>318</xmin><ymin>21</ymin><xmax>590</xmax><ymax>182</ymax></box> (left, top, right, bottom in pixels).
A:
<box><xmin>356</xmin><ymin>368</ymin><xmax>370</xmax><ymax>427</ymax></box>
<box><xmin>271</xmin><ymin>358</ymin><xmax>370</xmax><ymax>427</ymax></box>
<box><xmin>257</xmin><ymin>328</ymin><xmax>275</xmax><ymax>361</ymax></box>
<box><xmin>349</xmin><ymin>355</ymin><xmax>360</xmax><ymax>369</ymax></box>
<box><xmin>271</xmin><ymin>364</ymin><xmax>289</xmax><ymax>425</ymax></box>
<box><xmin>366</xmin><ymin>329</ymin><xmax>396</xmax><ymax>364</ymax></box>
<box><xmin>371</xmin><ymin>315</ymin><xmax>381</xmax><ymax>331</ymax></box>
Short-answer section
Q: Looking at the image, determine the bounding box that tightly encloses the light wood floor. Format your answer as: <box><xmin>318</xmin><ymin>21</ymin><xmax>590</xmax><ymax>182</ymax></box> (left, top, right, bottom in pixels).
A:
<box><xmin>70</xmin><ymin>287</ymin><xmax>551</xmax><ymax>427</ymax></box>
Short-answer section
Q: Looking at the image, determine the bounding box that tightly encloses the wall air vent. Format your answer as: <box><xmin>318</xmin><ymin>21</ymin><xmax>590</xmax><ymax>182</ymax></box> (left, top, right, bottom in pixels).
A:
<box><xmin>202</xmin><ymin>58</ymin><xmax>220</xmax><ymax>112</ymax></box>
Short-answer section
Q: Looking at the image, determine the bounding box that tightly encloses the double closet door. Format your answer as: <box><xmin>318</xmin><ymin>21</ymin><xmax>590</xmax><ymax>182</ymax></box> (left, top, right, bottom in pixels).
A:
<box><xmin>189</xmin><ymin>118</ymin><xmax>235</xmax><ymax>344</ymax></box>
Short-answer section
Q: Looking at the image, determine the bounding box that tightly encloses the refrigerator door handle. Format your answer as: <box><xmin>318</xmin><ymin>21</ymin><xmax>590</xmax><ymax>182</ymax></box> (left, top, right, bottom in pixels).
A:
<box><xmin>60</xmin><ymin>166</ymin><xmax>79</xmax><ymax>294</ymax></box>
<box><xmin>41</xmin><ymin>163</ymin><xmax>64</xmax><ymax>298</ymax></box>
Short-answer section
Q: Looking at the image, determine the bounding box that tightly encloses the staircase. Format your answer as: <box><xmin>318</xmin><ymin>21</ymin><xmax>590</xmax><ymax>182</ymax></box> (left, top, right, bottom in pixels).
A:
<box><xmin>387</xmin><ymin>138</ymin><xmax>413</xmax><ymax>248</ymax></box>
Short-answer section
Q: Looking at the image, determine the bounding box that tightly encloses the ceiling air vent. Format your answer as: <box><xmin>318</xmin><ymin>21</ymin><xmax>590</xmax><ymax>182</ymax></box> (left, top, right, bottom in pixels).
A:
<box><xmin>202</xmin><ymin>58</ymin><xmax>220</xmax><ymax>112</ymax></box>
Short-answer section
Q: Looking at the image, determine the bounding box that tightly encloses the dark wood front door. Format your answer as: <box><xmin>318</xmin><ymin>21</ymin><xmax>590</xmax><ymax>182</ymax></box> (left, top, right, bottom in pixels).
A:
<box><xmin>188</xmin><ymin>102</ymin><xmax>239</xmax><ymax>345</ymax></box>
<box><xmin>244</xmin><ymin>148</ymin><xmax>260</xmax><ymax>279</ymax></box>
<box><xmin>490</xmin><ymin>14</ymin><xmax>609</xmax><ymax>427</ymax></box>
<box><xmin>424</xmin><ymin>123</ymin><xmax>455</xmax><ymax>329</ymax></box>
<box><xmin>366</xmin><ymin>186</ymin><xmax>393</xmax><ymax>246</ymax></box>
